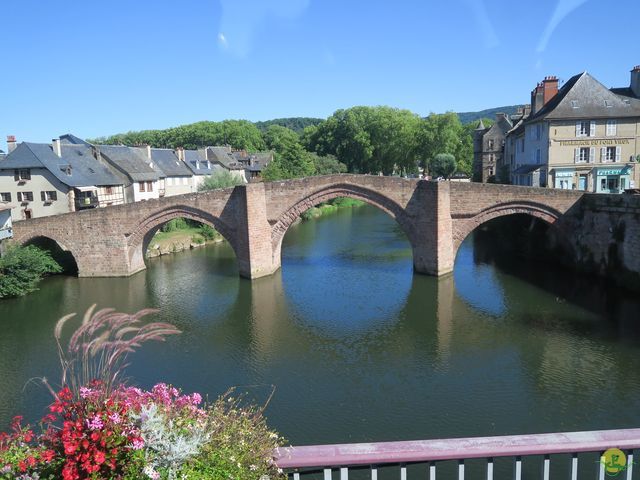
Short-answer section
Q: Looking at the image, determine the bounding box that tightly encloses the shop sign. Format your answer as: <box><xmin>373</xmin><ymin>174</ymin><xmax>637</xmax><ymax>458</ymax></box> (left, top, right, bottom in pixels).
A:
<box><xmin>554</xmin><ymin>170</ymin><xmax>574</xmax><ymax>177</ymax></box>
<box><xmin>597</xmin><ymin>168</ymin><xmax>629</xmax><ymax>176</ymax></box>
<box><xmin>557</xmin><ymin>138</ymin><xmax>631</xmax><ymax>147</ymax></box>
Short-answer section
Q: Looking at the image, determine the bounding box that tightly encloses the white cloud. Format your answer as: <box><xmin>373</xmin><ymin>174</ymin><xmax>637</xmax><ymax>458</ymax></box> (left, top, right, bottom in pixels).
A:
<box><xmin>537</xmin><ymin>0</ymin><xmax>589</xmax><ymax>52</ymax></box>
<box><xmin>217</xmin><ymin>0</ymin><xmax>311</xmax><ymax>57</ymax></box>
<box><xmin>464</xmin><ymin>0</ymin><xmax>499</xmax><ymax>49</ymax></box>
<box><xmin>218</xmin><ymin>32</ymin><xmax>228</xmax><ymax>49</ymax></box>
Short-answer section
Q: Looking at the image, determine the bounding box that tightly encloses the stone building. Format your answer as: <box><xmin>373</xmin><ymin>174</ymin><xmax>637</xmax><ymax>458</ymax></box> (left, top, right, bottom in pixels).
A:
<box><xmin>507</xmin><ymin>67</ymin><xmax>640</xmax><ymax>192</ymax></box>
<box><xmin>473</xmin><ymin>113</ymin><xmax>515</xmax><ymax>182</ymax></box>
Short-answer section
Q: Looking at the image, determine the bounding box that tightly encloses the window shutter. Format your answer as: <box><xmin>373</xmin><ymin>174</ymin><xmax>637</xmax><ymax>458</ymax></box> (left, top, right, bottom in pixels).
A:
<box><xmin>601</xmin><ymin>147</ymin><xmax>607</xmax><ymax>161</ymax></box>
<box><xmin>589</xmin><ymin>147</ymin><xmax>595</xmax><ymax>162</ymax></box>
<box><xmin>590</xmin><ymin>121</ymin><xmax>596</xmax><ymax>137</ymax></box>
<box><xmin>14</xmin><ymin>170</ymin><xmax>19</xmax><ymax>181</ymax></box>
<box><xmin>574</xmin><ymin>148</ymin><xmax>580</xmax><ymax>163</ymax></box>
<box><xmin>51</xmin><ymin>191</ymin><xmax>57</xmax><ymax>201</ymax></box>
<box><xmin>576</xmin><ymin>122</ymin><xmax>581</xmax><ymax>137</ymax></box>
<box><xmin>616</xmin><ymin>146</ymin><xmax>621</xmax><ymax>162</ymax></box>
<box><xmin>17</xmin><ymin>192</ymin><xmax>22</xmax><ymax>202</ymax></box>
<box><xmin>41</xmin><ymin>191</ymin><xmax>45</xmax><ymax>201</ymax></box>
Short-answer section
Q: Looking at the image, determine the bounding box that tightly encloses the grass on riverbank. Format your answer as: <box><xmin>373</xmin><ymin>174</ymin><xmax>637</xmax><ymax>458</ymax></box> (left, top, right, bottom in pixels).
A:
<box><xmin>301</xmin><ymin>197</ymin><xmax>365</xmax><ymax>220</ymax></box>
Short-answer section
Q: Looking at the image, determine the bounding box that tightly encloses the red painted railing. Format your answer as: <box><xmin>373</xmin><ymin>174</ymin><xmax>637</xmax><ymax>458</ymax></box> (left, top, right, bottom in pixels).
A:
<box><xmin>274</xmin><ymin>428</ymin><xmax>640</xmax><ymax>479</ymax></box>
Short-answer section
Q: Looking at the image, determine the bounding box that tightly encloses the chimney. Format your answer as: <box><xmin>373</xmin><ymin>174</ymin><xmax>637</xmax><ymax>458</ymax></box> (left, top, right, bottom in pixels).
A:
<box><xmin>6</xmin><ymin>135</ymin><xmax>16</xmax><ymax>153</ymax></box>
<box><xmin>146</xmin><ymin>145</ymin><xmax>152</xmax><ymax>159</ymax></box>
<box><xmin>542</xmin><ymin>76</ymin><xmax>559</xmax><ymax>105</ymax></box>
<box><xmin>531</xmin><ymin>82</ymin><xmax>544</xmax><ymax>114</ymax></box>
<box><xmin>631</xmin><ymin>65</ymin><xmax>640</xmax><ymax>98</ymax></box>
<box><xmin>495</xmin><ymin>112</ymin><xmax>507</xmax><ymax>122</ymax></box>
<box><xmin>52</xmin><ymin>138</ymin><xmax>62</xmax><ymax>157</ymax></box>
<box><xmin>176</xmin><ymin>147</ymin><xmax>185</xmax><ymax>162</ymax></box>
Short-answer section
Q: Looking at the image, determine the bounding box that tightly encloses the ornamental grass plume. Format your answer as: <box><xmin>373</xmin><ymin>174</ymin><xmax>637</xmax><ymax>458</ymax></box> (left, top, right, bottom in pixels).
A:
<box><xmin>49</xmin><ymin>305</ymin><xmax>181</xmax><ymax>400</ymax></box>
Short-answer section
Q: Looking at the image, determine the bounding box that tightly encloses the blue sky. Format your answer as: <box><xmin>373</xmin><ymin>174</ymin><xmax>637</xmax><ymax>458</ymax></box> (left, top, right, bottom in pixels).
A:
<box><xmin>1</xmin><ymin>0</ymin><xmax>638</xmax><ymax>149</ymax></box>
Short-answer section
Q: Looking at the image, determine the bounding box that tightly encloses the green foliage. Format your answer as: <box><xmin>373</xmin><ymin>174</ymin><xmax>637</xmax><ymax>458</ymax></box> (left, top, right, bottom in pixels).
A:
<box><xmin>261</xmin><ymin>125</ymin><xmax>316</xmax><ymax>180</ymax></box>
<box><xmin>198</xmin><ymin>170</ymin><xmax>245</xmax><ymax>191</ymax></box>
<box><xmin>254</xmin><ymin>117</ymin><xmax>324</xmax><ymax>134</ymax></box>
<box><xmin>311</xmin><ymin>153</ymin><xmax>347</xmax><ymax>175</ymax></box>
<box><xmin>0</xmin><ymin>245</ymin><xmax>62</xmax><ymax>298</ymax></box>
<box><xmin>330</xmin><ymin>197</ymin><xmax>364</xmax><ymax>207</ymax></box>
<box><xmin>90</xmin><ymin>120</ymin><xmax>266</xmax><ymax>151</ymax></box>
<box><xmin>198</xmin><ymin>224</ymin><xmax>218</xmax><ymax>241</ymax></box>
<box><xmin>191</xmin><ymin>235</ymin><xmax>205</xmax><ymax>245</ymax></box>
<box><xmin>306</xmin><ymin>106</ymin><xmax>422</xmax><ymax>175</ymax></box>
<box><xmin>431</xmin><ymin>153</ymin><xmax>457</xmax><ymax>179</ymax></box>
<box><xmin>419</xmin><ymin>112</ymin><xmax>472</xmax><ymax>175</ymax></box>
<box><xmin>161</xmin><ymin>218</ymin><xmax>189</xmax><ymax>233</ymax></box>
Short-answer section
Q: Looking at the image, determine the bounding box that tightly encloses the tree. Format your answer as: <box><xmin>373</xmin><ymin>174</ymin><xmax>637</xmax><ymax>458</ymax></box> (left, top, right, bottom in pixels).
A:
<box><xmin>261</xmin><ymin>125</ymin><xmax>316</xmax><ymax>180</ymax></box>
<box><xmin>198</xmin><ymin>170</ymin><xmax>245</xmax><ymax>191</ymax></box>
<box><xmin>419</xmin><ymin>113</ymin><xmax>472</xmax><ymax>176</ymax></box>
<box><xmin>431</xmin><ymin>153</ymin><xmax>457</xmax><ymax>179</ymax></box>
<box><xmin>0</xmin><ymin>245</ymin><xmax>62</xmax><ymax>298</ymax></box>
<box><xmin>311</xmin><ymin>153</ymin><xmax>347</xmax><ymax>175</ymax></box>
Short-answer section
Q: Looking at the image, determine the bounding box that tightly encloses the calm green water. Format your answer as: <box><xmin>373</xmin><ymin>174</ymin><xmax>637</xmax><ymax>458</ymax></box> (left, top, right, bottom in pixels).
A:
<box><xmin>1</xmin><ymin>205</ymin><xmax>640</xmax><ymax>451</ymax></box>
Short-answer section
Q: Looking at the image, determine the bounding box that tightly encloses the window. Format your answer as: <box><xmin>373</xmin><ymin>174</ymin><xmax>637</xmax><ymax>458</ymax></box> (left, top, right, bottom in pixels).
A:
<box><xmin>23</xmin><ymin>209</ymin><xmax>32</xmax><ymax>220</ymax></box>
<box><xmin>576</xmin><ymin>120</ymin><xmax>596</xmax><ymax>137</ymax></box>
<box><xmin>40</xmin><ymin>191</ymin><xmax>57</xmax><ymax>202</ymax></box>
<box><xmin>182</xmin><ymin>177</ymin><xmax>188</xmax><ymax>185</ymax></box>
<box><xmin>575</xmin><ymin>147</ymin><xmax>591</xmax><ymax>163</ymax></box>
<box><xmin>17</xmin><ymin>191</ymin><xmax>34</xmax><ymax>202</ymax></box>
<box><xmin>146</xmin><ymin>181</ymin><xmax>153</xmax><ymax>192</ymax></box>
<box><xmin>14</xmin><ymin>169</ymin><xmax>31</xmax><ymax>181</ymax></box>
<box><xmin>105</xmin><ymin>186</ymin><xmax>113</xmax><ymax>195</ymax></box>
<box><xmin>488</xmin><ymin>139</ymin><xmax>494</xmax><ymax>149</ymax></box>
<box><xmin>0</xmin><ymin>192</ymin><xmax>11</xmax><ymax>202</ymax></box>
<box><xmin>606</xmin><ymin>120</ymin><xmax>617</xmax><ymax>136</ymax></box>
<box><xmin>139</xmin><ymin>182</ymin><xmax>146</xmax><ymax>192</ymax></box>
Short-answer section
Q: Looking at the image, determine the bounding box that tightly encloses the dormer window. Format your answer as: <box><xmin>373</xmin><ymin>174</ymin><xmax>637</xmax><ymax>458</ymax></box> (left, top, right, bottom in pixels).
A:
<box><xmin>206</xmin><ymin>161</ymin><xmax>211</xmax><ymax>170</ymax></box>
<box><xmin>195</xmin><ymin>160</ymin><xmax>200</xmax><ymax>170</ymax></box>
<box><xmin>570</xmin><ymin>100</ymin><xmax>579</xmax><ymax>108</ymax></box>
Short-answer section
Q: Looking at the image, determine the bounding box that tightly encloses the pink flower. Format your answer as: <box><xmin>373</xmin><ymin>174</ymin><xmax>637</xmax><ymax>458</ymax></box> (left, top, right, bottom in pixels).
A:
<box><xmin>86</xmin><ymin>415</ymin><xmax>104</xmax><ymax>430</ymax></box>
<box><xmin>108</xmin><ymin>412</ymin><xmax>121</xmax><ymax>424</ymax></box>
<box><xmin>131</xmin><ymin>438</ymin><xmax>145</xmax><ymax>450</ymax></box>
<box><xmin>191</xmin><ymin>393</ymin><xmax>202</xmax><ymax>405</ymax></box>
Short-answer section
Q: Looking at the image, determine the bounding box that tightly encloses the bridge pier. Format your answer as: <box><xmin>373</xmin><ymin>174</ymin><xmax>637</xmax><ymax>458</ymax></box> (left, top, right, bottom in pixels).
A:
<box><xmin>236</xmin><ymin>183</ymin><xmax>281</xmax><ymax>279</ymax></box>
<box><xmin>409</xmin><ymin>181</ymin><xmax>454</xmax><ymax>276</ymax></box>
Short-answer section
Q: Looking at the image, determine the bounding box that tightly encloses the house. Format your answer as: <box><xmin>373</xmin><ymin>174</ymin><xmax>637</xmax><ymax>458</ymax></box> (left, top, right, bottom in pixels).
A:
<box><xmin>155</xmin><ymin>147</ymin><xmax>195</xmax><ymax>196</ymax></box>
<box><xmin>505</xmin><ymin>66</ymin><xmax>640</xmax><ymax>192</ymax></box>
<box><xmin>230</xmin><ymin>150</ymin><xmax>273</xmax><ymax>180</ymax></box>
<box><xmin>183</xmin><ymin>148</ymin><xmax>225</xmax><ymax>190</ymax></box>
<box><xmin>205</xmin><ymin>146</ymin><xmax>248</xmax><ymax>183</ymax></box>
<box><xmin>0</xmin><ymin>136</ymin><xmax>125</xmax><ymax>220</ymax></box>
<box><xmin>473</xmin><ymin>113</ymin><xmax>514</xmax><ymax>182</ymax></box>
<box><xmin>97</xmin><ymin>145</ymin><xmax>162</xmax><ymax>202</ymax></box>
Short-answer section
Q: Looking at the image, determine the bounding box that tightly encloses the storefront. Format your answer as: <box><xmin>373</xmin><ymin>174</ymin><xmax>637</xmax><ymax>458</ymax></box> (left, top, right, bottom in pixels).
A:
<box><xmin>554</xmin><ymin>169</ymin><xmax>575</xmax><ymax>190</ymax></box>
<box><xmin>595</xmin><ymin>166</ymin><xmax>634</xmax><ymax>194</ymax></box>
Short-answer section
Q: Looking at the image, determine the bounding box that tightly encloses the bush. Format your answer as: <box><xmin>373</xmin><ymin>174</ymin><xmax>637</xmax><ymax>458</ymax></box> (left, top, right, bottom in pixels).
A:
<box><xmin>430</xmin><ymin>153</ymin><xmax>457</xmax><ymax>179</ymax></box>
<box><xmin>191</xmin><ymin>235</ymin><xmax>205</xmax><ymax>245</ymax></box>
<box><xmin>161</xmin><ymin>218</ymin><xmax>189</xmax><ymax>233</ymax></box>
<box><xmin>198</xmin><ymin>171</ymin><xmax>244</xmax><ymax>191</ymax></box>
<box><xmin>198</xmin><ymin>225</ymin><xmax>218</xmax><ymax>241</ymax></box>
<box><xmin>0</xmin><ymin>245</ymin><xmax>62</xmax><ymax>298</ymax></box>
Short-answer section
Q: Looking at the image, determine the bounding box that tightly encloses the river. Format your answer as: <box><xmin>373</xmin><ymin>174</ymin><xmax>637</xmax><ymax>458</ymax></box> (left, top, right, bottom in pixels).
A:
<box><xmin>1</xmin><ymin>205</ymin><xmax>640</xmax><ymax>454</ymax></box>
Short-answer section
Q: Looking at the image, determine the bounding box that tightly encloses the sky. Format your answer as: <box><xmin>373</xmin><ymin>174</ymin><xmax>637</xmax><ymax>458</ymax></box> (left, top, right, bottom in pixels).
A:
<box><xmin>1</xmin><ymin>0</ymin><xmax>639</xmax><ymax>149</ymax></box>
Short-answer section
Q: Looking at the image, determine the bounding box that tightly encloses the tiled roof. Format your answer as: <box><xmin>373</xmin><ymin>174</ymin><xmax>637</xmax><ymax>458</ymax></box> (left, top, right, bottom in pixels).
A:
<box><xmin>513</xmin><ymin>164</ymin><xmax>541</xmax><ymax>175</ymax></box>
<box><xmin>0</xmin><ymin>142</ymin><xmax>123</xmax><ymax>187</ymax></box>
<box><xmin>98</xmin><ymin>145</ymin><xmax>161</xmax><ymax>182</ymax></box>
<box><xmin>526</xmin><ymin>72</ymin><xmax>640</xmax><ymax>123</ymax></box>
<box><xmin>151</xmin><ymin>148</ymin><xmax>192</xmax><ymax>177</ymax></box>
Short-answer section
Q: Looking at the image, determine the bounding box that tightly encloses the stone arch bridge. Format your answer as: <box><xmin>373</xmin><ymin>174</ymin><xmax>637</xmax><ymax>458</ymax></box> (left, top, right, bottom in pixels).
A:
<box><xmin>11</xmin><ymin>175</ymin><xmax>638</xmax><ymax>283</ymax></box>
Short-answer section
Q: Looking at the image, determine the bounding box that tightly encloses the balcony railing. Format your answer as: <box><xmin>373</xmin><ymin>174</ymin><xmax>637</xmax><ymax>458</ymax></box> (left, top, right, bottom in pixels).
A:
<box><xmin>274</xmin><ymin>428</ymin><xmax>640</xmax><ymax>479</ymax></box>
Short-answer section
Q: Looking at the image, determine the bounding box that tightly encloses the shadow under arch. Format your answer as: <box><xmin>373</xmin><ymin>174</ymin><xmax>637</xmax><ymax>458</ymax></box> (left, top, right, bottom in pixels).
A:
<box><xmin>452</xmin><ymin>200</ymin><xmax>575</xmax><ymax>262</ymax></box>
<box><xmin>21</xmin><ymin>235</ymin><xmax>79</xmax><ymax>275</ymax></box>
<box><xmin>127</xmin><ymin>204</ymin><xmax>239</xmax><ymax>273</ymax></box>
<box><xmin>270</xmin><ymin>183</ymin><xmax>417</xmax><ymax>265</ymax></box>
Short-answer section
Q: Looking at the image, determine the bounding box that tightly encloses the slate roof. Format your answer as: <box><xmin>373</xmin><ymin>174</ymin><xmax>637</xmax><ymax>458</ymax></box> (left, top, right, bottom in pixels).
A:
<box><xmin>526</xmin><ymin>72</ymin><xmax>640</xmax><ymax>123</ymax></box>
<box><xmin>183</xmin><ymin>149</ymin><xmax>224</xmax><ymax>176</ymax></box>
<box><xmin>150</xmin><ymin>148</ymin><xmax>192</xmax><ymax>177</ymax></box>
<box><xmin>60</xmin><ymin>134</ymin><xmax>90</xmax><ymax>146</ymax></box>
<box><xmin>207</xmin><ymin>146</ymin><xmax>245</xmax><ymax>170</ymax></box>
<box><xmin>512</xmin><ymin>164</ymin><xmax>541</xmax><ymax>175</ymax></box>
<box><xmin>0</xmin><ymin>142</ymin><xmax>123</xmax><ymax>187</ymax></box>
<box><xmin>98</xmin><ymin>145</ymin><xmax>161</xmax><ymax>182</ymax></box>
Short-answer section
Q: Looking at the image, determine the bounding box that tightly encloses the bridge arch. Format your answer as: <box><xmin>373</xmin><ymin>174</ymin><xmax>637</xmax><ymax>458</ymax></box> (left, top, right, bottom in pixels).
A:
<box><xmin>19</xmin><ymin>234</ymin><xmax>80</xmax><ymax>275</ymax></box>
<box><xmin>270</xmin><ymin>183</ymin><xmax>417</xmax><ymax>266</ymax></box>
<box><xmin>127</xmin><ymin>205</ymin><xmax>239</xmax><ymax>273</ymax></box>
<box><xmin>452</xmin><ymin>200</ymin><xmax>574</xmax><ymax>262</ymax></box>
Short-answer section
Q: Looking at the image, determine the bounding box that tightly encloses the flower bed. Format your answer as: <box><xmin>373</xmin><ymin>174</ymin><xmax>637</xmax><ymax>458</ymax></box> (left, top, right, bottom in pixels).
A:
<box><xmin>0</xmin><ymin>307</ymin><xmax>285</xmax><ymax>480</ymax></box>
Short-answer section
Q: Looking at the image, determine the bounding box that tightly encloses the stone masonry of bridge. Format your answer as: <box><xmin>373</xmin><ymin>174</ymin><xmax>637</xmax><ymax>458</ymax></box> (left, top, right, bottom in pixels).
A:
<box><xmin>10</xmin><ymin>175</ymin><xmax>640</xmax><ymax>288</ymax></box>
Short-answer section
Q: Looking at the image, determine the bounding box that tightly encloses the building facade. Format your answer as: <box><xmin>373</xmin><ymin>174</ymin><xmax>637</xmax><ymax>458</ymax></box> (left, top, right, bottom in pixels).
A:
<box><xmin>507</xmin><ymin>67</ymin><xmax>640</xmax><ymax>192</ymax></box>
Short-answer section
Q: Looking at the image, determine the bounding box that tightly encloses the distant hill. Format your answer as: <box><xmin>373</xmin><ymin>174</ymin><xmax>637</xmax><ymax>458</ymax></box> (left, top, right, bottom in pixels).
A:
<box><xmin>254</xmin><ymin>117</ymin><xmax>324</xmax><ymax>133</ymax></box>
<box><xmin>457</xmin><ymin>105</ymin><xmax>525</xmax><ymax>125</ymax></box>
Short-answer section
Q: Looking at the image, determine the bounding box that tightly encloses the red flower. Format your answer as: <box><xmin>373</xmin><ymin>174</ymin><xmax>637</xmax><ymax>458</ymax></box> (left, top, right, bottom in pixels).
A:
<box><xmin>64</xmin><ymin>441</ymin><xmax>78</xmax><ymax>455</ymax></box>
<box><xmin>94</xmin><ymin>450</ymin><xmax>106</xmax><ymax>465</ymax></box>
<box><xmin>42</xmin><ymin>449</ymin><xmax>56</xmax><ymax>462</ymax></box>
<box><xmin>23</xmin><ymin>430</ymin><xmax>34</xmax><ymax>442</ymax></box>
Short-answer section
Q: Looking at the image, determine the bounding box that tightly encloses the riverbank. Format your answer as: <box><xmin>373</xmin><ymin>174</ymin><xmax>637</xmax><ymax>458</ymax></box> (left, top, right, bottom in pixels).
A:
<box><xmin>147</xmin><ymin>226</ymin><xmax>224</xmax><ymax>258</ymax></box>
<box><xmin>301</xmin><ymin>197</ymin><xmax>365</xmax><ymax>220</ymax></box>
